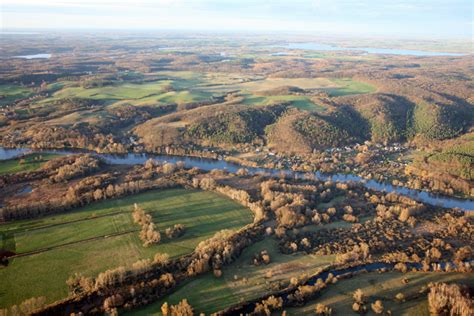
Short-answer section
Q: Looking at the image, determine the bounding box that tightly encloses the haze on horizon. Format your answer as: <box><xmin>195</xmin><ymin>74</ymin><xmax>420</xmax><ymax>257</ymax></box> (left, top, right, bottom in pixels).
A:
<box><xmin>1</xmin><ymin>0</ymin><xmax>472</xmax><ymax>39</ymax></box>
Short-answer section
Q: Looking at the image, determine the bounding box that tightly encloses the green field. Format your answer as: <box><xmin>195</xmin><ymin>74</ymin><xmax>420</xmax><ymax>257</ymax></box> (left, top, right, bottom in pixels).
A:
<box><xmin>30</xmin><ymin>73</ymin><xmax>373</xmax><ymax>116</ymax></box>
<box><xmin>44</xmin><ymin>109</ymin><xmax>113</xmax><ymax>125</ymax></box>
<box><xmin>241</xmin><ymin>94</ymin><xmax>326</xmax><ymax>112</ymax></box>
<box><xmin>0</xmin><ymin>84</ymin><xmax>34</xmax><ymax>106</ymax></box>
<box><xmin>125</xmin><ymin>90</ymin><xmax>214</xmax><ymax>107</ymax></box>
<box><xmin>44</xmin><ymin>77</ymin><xmax>218</xmax><ymax>109</ymax></box>
<box><xmin>285</xmin><ymin>271</ymin><xmax>473</xmax><ymax>315</ymax></box>
<box><xmin>52</xmin><ymin>81</ymin><xmax>173</xmax><ymax>101</ymax></box>
<box><xmin>229</xmin><ymin>78</ymin><xmax>337</xmax><ymax>92</ymax></box>
<box><xmin>129</xmin><ymin>237</ymin><xmax>335</xmax><ymax>315</ymax></box>
<box><xmin>204</xmin><ymin>76</ymin><xmax>375</xmax><ymax>97</ymax></box>
<box><xmin>0</xmin><ymin>153</ymin><xmax>59</xmax><ymax>175</ymax></box>
<box><xmin>326</xmin><ymin>78</ymin><xmax>376</xmax><ymax>97</ymax></box>
<box><xmin>0</xmin><ymin>188</ymin><xmax>253</xmax><ymax>307</ymax></box>
<box><xmin>201</xmin><ymin>76</ymin><xmax>374</xmax><ymax>111</ymax></box>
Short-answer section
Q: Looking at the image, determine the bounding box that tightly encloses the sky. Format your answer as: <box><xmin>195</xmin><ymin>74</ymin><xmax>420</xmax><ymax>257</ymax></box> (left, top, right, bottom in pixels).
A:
<box><xmin>1</xmin><ymin>0</ymin><xmax>472</xmax><ymax>38</ymax></box>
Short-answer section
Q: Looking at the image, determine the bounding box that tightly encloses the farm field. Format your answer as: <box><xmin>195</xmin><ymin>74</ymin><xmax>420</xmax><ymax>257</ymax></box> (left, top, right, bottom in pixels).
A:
<box><xmin>52</xmin><ymin>81</ymin><xmax>173</xmax><ymax>101</ymax></box>
<box><xmin>326</xmin><ymin>78</ymin><xmax>376</xmax><ymax>97</ymax></box>
<box><xmin>204</xmin><ymin>76</ymin><xmax>374</xmax><ymax>111</ymax></box>
<box><xmin>125</xmin><ymin>90</ymin><xmax>214</xmax><ymax>107</ymax></box>
<box><xmin>240</xmin><ymin>94</ymin><xmax>326</xmax><ymax>112</ymax></box>
<box><xmin>6</xmin><ymin>71</ymin><xmax>375</xmax><ymax>119</ymax></box>
<box><xmin>233</xmin><ymin>77</ymin><xmax>338</xmax><ymax>91</ymax></box>
<box><xmin>35</xmin><ymin>79</ymin><xmax>217</xmax><ymax>110</ymax></box>
<box><xmin>0</xmin><ymin>188</ymin><xmax>253</xmax><ymax>307</ymax></box>
<box><xmin>0</xmin><ymin>153</ymin><xmax>59</xmax><ymax>175</ymax></box>
<box><xmin>46</xmin><ymin>74</ymin><xmax>374</xmax><ymax>110</ymax></box>
<box><xmin>43</xmin><ymin>109</ymin><xmax>114</xmax><ymax>125</ymax></box>
<box><xmin>285</xmin><ymin>271</ymin><xmax>473</xmax><ymax>315</ymax></box>
<box><xmin>129</xmin><ymin>237</ymin><xmax>336</xmax><ymax>315</ymax></box>
<box><xmin>0</xmin><ymin>84</ymin><xmax>34</xmax><ymax>107</ymax></box>
<box><xmin>204</xmin><ymin>77</ymin><xmax>375</xmax><ymax>96</ymax></box>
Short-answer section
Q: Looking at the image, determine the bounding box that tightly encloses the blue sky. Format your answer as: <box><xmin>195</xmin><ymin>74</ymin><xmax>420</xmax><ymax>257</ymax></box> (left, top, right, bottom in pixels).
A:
<box><xmin>1</xmin><ymin>0</ymin><xmax>472</xmax><ymax>38</ymax></box>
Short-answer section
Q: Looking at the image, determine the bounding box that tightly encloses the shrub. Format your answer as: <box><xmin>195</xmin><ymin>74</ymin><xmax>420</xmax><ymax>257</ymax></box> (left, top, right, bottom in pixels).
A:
<box><xmin>154</xmin><ymin>253</ymin><xmax>170</xmax><ymax>265</ymax></box>
<box><xmin>371</xmin><ymin>300</ymin><xmax>384</xmax><ymax>314</ymax></box>
<box><xmin>315</xmin><ymin>303</ymin><xmax>332</xmax><ymax>315</ymax></box>
<box><xmin>353</xmin><ymin>289</ymin><xmax>365</xmax><ymax>303</ymax></box>
<box><xmin>395</xmin><ymin>293</ymin><xmax>405</xmax><ymax>302</ymax></box>
<box><xmin>165</xmin><ymin>224</ymin><xmax>186</xmax><ymax>239</ymax></box>
<box><xmin>169</xmin><ymin>299</ymin><xmax>193</xmax><ymax>316</ymax></box>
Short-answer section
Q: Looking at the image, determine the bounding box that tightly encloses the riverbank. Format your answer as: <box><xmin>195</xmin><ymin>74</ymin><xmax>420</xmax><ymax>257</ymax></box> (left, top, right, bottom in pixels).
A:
<box><xmin>0</xmin><ymin>147</ymin><xmax>472</xmax><ymax>211</ymax></box>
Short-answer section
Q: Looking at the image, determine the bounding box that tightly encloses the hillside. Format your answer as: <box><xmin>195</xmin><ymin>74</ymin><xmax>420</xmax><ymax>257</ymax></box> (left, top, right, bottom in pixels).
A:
<box><xmin>265</xmin><ymin>109</ymin><xmax>358</xmax><ymax>153</ymax></box>
<box><xmin>186</xmin><ymin>105</ymin><xmax>286</xmax><ymax>145</ymax></box>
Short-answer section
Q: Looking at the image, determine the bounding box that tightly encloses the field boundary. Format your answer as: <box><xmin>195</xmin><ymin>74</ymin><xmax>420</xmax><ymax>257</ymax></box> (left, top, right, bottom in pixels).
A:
<box><xmin>11</xmin><ymin>229</ymin><xmax>139</xmax><ymax>259</ymax></box>
<box><xmin>2</xmin><ymin>209</ymin><xmax>133</xmax><ymax>234</ymax></box>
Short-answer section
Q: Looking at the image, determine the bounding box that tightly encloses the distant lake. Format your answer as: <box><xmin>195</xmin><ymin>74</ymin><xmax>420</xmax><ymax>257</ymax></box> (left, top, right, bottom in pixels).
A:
<box><xmin>13</xmin><ymin>53</ymin><xmax>52</xmax><ymax>59</ymax></box>
<box><xmin>284</xmin><ymin>43</ymin><xmax>465</xmax><ymax>57</ymax></box>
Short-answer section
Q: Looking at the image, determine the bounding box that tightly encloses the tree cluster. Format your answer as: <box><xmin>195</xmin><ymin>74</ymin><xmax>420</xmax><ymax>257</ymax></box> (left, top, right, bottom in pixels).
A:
<box><xmin>428</xmin><ymin>283</ymin><xmax>473</xmax><ymax>316</ymax></box>
<box><xmin>251</xmin><ymin>295</ymin><xmax>283</xmax><ymax>316</ymax></box>
<box><xmin>161</xmin><ymin>299</ymin><xmax>193</xmax><ymax>316</ymax></box>
<box><xmin>50</xmin><ymin>154</ymin><xmax>101</xmax><ymax>182</ymax></box>
<box><xmin>252</xmin><ymin>249</ymin><xmax>271</xmax><ymax>266</ymax></box>
<box><xmin>165</xmin><ymin>224</ymin><xmax>185</xmax><ymax>239</ymax></box>
<box><xmin>0</xmin><ymin>297</ymin><xmax>46</xmax><ymax>316</ymax></box>
<box><xmin>133</xmin><ymin>204</ymin><xmax>161</xmax><ymax>247</ymax></box>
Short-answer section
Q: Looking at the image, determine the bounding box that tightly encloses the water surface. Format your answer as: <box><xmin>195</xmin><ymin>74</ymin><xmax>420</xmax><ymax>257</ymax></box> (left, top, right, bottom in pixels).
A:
<box><xmin>13</xmin><ymin>54</ymin><xmax>51</xmax><ymax>59</ymax></box>
<box><xmin>284</xmin><ymin>43</ymin><xmax>465</xmax><ymax>57</ymax></box>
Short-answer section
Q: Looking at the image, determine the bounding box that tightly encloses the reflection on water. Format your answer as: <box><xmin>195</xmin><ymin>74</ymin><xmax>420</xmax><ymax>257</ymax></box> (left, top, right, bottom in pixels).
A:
<box><xmin>13</xmin><ymin>54</ymin><xmax>52</xmax><ymax>59</ymax></box>
<box><xmin>17</xmin><ymin>186</ymin><xmax>33</xmax><ymax>195</ymax></box>
<box><xmin>0</xmin><ymin>147</ymin><xmax>472</xmax><ymax>211</ymax></box>
<box><xmin>0</xmin><ymin>148</ymin><xmax>31</xmax><ymax>160</ymax></box>
<box><xmin>283</xmin><ymin>43</ymin><xmax>465</xmax><ymax>57</ymax></box>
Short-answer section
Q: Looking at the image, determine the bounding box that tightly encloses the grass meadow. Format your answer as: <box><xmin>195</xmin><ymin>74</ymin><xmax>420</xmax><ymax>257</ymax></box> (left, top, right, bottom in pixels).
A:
<box><xmin>0</xmin><ymin>85</ymin><xmax>34</xmax><ymax>107</ymax></box>
<box><xmin>0</xmin><ymin>153</ymin><xmax>59</xmax><ymax>175</ymax></box>
<box><xmin>52</xmin><ymin>81</ymin><xmax>173</xmax><ymax>101</ymax></box>
<box><xmin>0</xmin><ymin>188</ymin><xmax>252</xmax><ymax>308</ymax></box>
<box><xmin>128</xmin><ymin>237</ymin><xmax>336</xmax><ymax>315</ymax></box>
<box><xmin>326</xmin><ymin>78</ymin><xmax>376</xmax><ymax>97</ymax></box>
<box><xmin>17</xmin><ymin>73</ymin><xmax>375</xmax><ymax>123</ymax></box>
<box><xmin>240</xmin><ymin>94</ymin><xmax>326</xmax><ymax>112</ymax></box>
<box><xmin>285</xmin><ymin>271</ymin><xmax>473</xmax><ymax>315</ymax></box>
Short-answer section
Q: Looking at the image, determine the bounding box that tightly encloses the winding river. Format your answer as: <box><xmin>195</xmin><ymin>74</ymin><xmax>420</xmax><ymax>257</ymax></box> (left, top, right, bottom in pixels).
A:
<box><xmin>0</xmin><ymin>147</ymin><xmax>472</xmax><ymax>211</ymax></box>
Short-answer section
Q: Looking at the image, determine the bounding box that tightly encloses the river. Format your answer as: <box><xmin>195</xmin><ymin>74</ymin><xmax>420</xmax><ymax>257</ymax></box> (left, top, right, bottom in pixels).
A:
<box><xmin>0</xmin><ymin>147</ymin><xmax>472</xmax><ymax>211</ymax></box>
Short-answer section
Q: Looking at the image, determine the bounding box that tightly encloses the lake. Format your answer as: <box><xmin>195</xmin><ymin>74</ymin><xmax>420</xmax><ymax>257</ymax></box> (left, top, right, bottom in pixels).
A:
<box><xmin>284</xmin><ymin>43</ymin><xmax>465</xmax><ymax>57</ymax></box>
<box><xmin>13</xmin><ymin>54</ymin><xmax>52</xmax><ymax>59</ymax></box>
